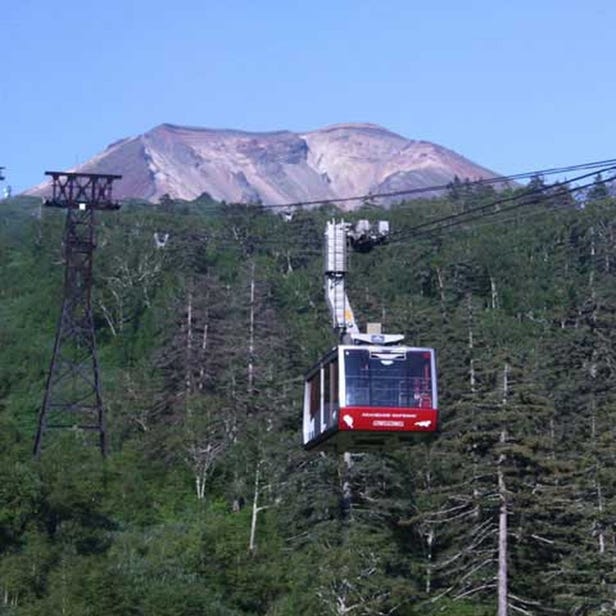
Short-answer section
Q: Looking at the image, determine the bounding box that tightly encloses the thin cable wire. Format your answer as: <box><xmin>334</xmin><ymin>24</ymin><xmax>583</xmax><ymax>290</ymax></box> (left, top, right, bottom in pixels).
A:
<box><xmin>258</xmin><ymin>157</ymin><xmax>616</xmax><ymax>210</ymax></box>
<box><xmin>387</xmin><ymin>167</ymin><xmax>616</xmax><ymax>243</ymax></box>
<box><xmin>108</xmin><ymin>164</ymin><xmax>615</xmax><ymax>263</ymax></box>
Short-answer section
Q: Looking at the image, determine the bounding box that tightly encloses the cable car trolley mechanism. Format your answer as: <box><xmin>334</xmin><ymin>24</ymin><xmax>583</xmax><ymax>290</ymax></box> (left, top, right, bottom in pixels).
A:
<box><xmin>303</xmin><ymin>219</ymin><xmax>439</xmax><ymax>453</ymax></box>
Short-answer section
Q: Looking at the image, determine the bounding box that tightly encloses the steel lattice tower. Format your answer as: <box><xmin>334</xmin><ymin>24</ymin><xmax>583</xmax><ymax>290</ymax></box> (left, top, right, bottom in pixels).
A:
<box><xmin>34</xmin><ymin>171</ymin><xmax>122</xmax><ymax>457</ymax></box>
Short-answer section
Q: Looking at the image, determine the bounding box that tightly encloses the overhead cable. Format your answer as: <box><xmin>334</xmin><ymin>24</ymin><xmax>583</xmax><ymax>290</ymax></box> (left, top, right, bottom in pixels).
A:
<box><xmin>259</xmin><ymin>157</ymin><xmax>616</xmax><ymax>211</ymax></box>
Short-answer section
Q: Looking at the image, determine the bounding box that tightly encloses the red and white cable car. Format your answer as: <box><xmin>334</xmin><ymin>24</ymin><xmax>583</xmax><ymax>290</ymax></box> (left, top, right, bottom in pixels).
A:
<box><xmin>303</xmin><ymin>219</ymin><xmax>439</xmax><ymax>452</ymax></box>
<box><xmin>303</xmin><ymin>344</ymin><xmax>438</xmax><ymax>452</ymax></box>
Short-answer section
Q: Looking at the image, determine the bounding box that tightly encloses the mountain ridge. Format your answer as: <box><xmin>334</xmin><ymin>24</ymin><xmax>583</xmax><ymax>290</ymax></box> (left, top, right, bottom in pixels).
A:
<box><xmin>26</xmin><ymin>123</ymin><xmax>499</xmax><ymax>207</ymax></box>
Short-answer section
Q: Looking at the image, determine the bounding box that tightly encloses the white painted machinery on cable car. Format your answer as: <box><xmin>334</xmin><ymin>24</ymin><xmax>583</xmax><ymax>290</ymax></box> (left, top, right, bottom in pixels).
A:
<box><xmin>303</xmin><ymin>219</ymin><xmax>438</xmax><ymax>452</ymax></box>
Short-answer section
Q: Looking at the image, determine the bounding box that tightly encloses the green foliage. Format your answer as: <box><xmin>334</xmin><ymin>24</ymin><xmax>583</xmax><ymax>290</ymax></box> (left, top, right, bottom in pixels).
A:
<box><xmin>1</xmin><ymin>188</ymin><xmax>616</xmax><ymax>613</ymax></box>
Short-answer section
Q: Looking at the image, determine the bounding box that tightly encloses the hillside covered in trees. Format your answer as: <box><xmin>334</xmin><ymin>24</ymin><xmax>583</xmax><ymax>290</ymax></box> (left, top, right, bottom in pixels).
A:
<box><xmin>1</xmin><ymin>177</ymin><xmax>615</xmax><ymax>615</ymax></box>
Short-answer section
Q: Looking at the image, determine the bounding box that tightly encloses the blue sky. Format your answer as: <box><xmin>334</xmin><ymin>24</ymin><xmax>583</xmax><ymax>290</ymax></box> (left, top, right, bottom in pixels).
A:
<box><xmin>2</xmin><ymin>0</ymin><xmax>614</xmax><ymax>194</ymax></box>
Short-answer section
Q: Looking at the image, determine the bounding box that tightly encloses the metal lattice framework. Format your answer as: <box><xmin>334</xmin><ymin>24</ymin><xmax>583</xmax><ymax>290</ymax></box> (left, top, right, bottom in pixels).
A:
<box><xmin>34</xmin><ymin>172</ymin><xmax>121</xmax><ymax>457</ymax></box>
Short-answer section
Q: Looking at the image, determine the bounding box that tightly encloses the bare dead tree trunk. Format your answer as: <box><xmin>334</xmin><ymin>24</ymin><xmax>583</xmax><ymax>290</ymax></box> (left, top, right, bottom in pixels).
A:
<box><xmin>596</xmin><ymin>472</ymin><xmax>605</xmax><ymax>555</ymax></box>
<box><xmin>589</xmin><ymin>225</ymin><xmax>596</xmax><ymax>288</ymax></box>
<box><xmin>466</xmin><ymin>292</ymin><xmax>476</xmax><ymax>394</ymax></box>
<box><xmin>490</xmin><ymin>276</ymin><xmax>499</xmax><ymax>310</ymax></box>
<box><xmin>339</xmin><ymin>452</ymin><xmax>353</xmax><ymax>521</ymax></box>
<box><xmin>198</xmin><ymin>309</ymin><xmax>209</xmax><ymax>391</ymax></box>
<box><xmin>98</xmin><ymin>301</ymin><xmax>118</xmax><ymax>336</ymax></box>
<box><xmin>497</xmin><ymin>363</ymin><xmax>509</xmax><ymax>616</ymax></box>
<box><xmin>188</xmin><ymin>440</ymin><xmax>225</xmax><ymax>501</ymax></box>
<box><xmin>248</xmin><ymin>261</ymin><xmax>255</xmax><ymax>393</ymax></box>
<box><xmin>425</xmin><ymin>527</ymin><xmax>434</xmax><ymax>594</ymax></box>
<box><xmin>587</xmin><ymin>230</ymin><xmax>607</xmax><ymax>559</ymax></box>
<box><xmin>249</xmin><ymin>459</ymin><xmax>269</xmax><ymax>553</ymax></box>
<box><xmin>421</xmin><ymin>450</ymin><xmax>435</xmax><ymax>595</ymax></box>
<box><xmin>435</xmin><ymin>266</ymin><xmax>446</xmax><ymax>319</ymax></box>
<box><xmin>185</xmin><ymin>285</ymin><xmax>193</xmax><ymax>411</ymax></box>
<box><xmin>249</xmin><ymin>460</ymin><xmax>260</xmax><ymax>552</ymax></box>
<box><xmin>590</xmin><ymin>396</ymin><xmax>607</xmax><ymax>560</ymax></box>
<box><xmin>497</xmin><ymin>436</ymin><xmax>508</xmax><ymax>616</ymax></box>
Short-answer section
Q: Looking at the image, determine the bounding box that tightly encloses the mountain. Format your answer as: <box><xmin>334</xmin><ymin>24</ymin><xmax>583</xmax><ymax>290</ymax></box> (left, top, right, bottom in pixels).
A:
<box><xmin>26</xmin><ymin>123</ymin><xmax>499</xmax><ymax>206</ymax></box>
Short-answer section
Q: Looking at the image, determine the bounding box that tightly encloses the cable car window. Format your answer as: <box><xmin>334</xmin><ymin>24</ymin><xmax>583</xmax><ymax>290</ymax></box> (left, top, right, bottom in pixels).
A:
<box><xmin>344</xmin><ymin>349</ymin><xmax>433</xmax><ymax>408</ymax></box>
<box><xmin>309</xmin><ymin>370</ymin><xmax>321</xmax><ymax>424</ymax></box>
<box><xmin>344</xmin><ymin>351</ymin><xmax>370</xmax><ymax>406</ymax></box>
<box><xmin>331</xmin><ymin>359</ymin><xmax>339</xmax><ymax>408</ymax></box>
<box><xmin>323</xmin><ymin>361</ymin><xmax>331</xmax><ymax>429</ymax></box>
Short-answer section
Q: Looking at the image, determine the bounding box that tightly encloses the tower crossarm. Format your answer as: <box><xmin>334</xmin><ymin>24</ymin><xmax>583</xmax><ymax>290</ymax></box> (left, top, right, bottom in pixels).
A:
<box><xmin>44</xmin><ymin>171</ymin><xmax>122</xmax><ymax>210</ymax></box>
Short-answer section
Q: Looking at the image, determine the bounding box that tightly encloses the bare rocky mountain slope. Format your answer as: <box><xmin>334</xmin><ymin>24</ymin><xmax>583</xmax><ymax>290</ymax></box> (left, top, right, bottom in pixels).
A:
<box><xmin>27</xmin><ymin>123</ymin><xmax>498</xmax><ymax>206</ymax></box>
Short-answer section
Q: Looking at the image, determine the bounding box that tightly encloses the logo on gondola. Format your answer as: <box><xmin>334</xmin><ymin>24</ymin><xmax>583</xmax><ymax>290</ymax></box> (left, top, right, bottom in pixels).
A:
<box><xmin>343</xmin><ymin>415</ymin><xmax>354</xmax><ymax>429</ymax></box>
<box><xmin>415</xmin><ymin>420</ymin><xmax>432</xmax><ymax>428</ymax></box>
<box><xmin>373</xmin><ymin>420</ymin><xmax>404</xmax><ymax>427</ymax></box>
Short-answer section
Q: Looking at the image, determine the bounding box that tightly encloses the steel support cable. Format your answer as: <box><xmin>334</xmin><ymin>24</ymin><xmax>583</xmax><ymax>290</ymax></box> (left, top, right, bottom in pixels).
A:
<box><xmin>272</xmin><ymin>165</ymin><xmax>616</xmax><ymax>251</ymax></box>
<box><xmin>390</xmin><ymin>166</ymin><xmax>616</xmax><ymax>239</ymax></box>
<box><xmin>230</xmin><ymin>166</ymin><xmax>615</xmax><ymax>254</ymax></box>
<box><xmin>258</xmin><ymin>156</ymin><xmax>616</xmax><ymax>211</ymax></box>
<box><xmin>106</xmin><ymin>164</ymin><xmax>615</xmax><ymax>257</ymax></box>
<box><xmin>386</xmin><ymin>167</ymin><xmax>616</xmax><ymax>244</ymax></box>
<box><xmin>404</xmin><ymin>179</ymin><xmax>613</xmax><ymax>243</ymax></box>
<box><xmin>371</xmin><ymin>178</ymin><xmax>613</xmax><ymax>279</ymax></box>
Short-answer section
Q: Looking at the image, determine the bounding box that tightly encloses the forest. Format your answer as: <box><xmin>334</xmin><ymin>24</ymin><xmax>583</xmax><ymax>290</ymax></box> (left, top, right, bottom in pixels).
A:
<box><xmin>0</xmin><ymin>175</ymin><xmax>615</xmax><ymax>615</ymax></box>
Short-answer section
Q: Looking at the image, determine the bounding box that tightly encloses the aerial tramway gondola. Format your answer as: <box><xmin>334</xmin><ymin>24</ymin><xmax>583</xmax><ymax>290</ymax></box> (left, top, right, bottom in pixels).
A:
<box><xmin>302</xmin><ymin>219</ymin><xmax>439</xmax><ymax>453</ymax></box>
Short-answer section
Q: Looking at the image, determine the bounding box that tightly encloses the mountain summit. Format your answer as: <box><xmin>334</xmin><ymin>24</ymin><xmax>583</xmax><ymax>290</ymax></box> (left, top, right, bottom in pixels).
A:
<box><xmin>27</xmin><ymin>123</ymin><xmax>498</xmax><ymax>206</ymax></box>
